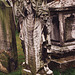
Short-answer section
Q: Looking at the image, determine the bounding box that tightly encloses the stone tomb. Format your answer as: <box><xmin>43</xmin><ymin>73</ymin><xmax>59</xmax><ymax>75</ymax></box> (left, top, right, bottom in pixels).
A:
<box><xmin>0</xmin><ymin>1</ymin><xmax>18</xmax><ymax>73</ymax></box>
<box><xmin>48</xmin><ymin>5</ymin><xmax>75</xmax><ymax>72</ymax></box>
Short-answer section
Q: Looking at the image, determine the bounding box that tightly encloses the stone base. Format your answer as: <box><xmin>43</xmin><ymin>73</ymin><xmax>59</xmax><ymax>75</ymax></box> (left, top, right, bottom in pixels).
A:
<box><xmin>47</xmin><ymin>45</ymin><xmax>75</xmax><ymax>53</ymax></box>
<box><xmin>22</xmin><ymin>69</ymin><xmax>32</xmax><ymax>75</ymax></box>
<box><xmin>36</xmin><ymin>73</ymin><xmax>53</xmax><ymax>75</ymax></box>
<box><xmin>22</xmin><ymin>68</ymin><xmax>53</xmax><ymax>75</ymax></box>
<box><xmin>36</xmin><ymin>65</ymin><xmax>53</xmax><ymax>75</ymax></box>
<box><xmin>22</xmin><ymin>62</ymin><xmax>53</xmax><ymax>75</ymax></box>
<box><xmin>48</xmin><ymin>55</ymin><xmax>75</xmax><ymax>72</ymax></box>
<box><xmin>47</xmin><ymin>45</ymin><xmax>75</xmax><ymax>59</ymax></box>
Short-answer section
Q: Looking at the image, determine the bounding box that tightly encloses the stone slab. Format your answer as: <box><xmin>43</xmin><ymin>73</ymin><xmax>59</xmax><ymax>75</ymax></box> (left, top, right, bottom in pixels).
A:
<box><xmin>49</xmin><ymin>55</ymin><xmax>75</xmax><ymax>72</ymax></box>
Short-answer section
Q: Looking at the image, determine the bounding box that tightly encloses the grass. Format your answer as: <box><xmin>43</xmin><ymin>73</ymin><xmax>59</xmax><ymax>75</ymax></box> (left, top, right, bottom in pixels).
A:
<box><xmin>16</xmin><ymin>31</ymin><xmax>25</xmax><ymax>68</ymax></box>
<box><xmin>53</xmin><ymin>68</ymin><xmax>75</xmax><ymax>75</ymax></box>
<box><xmin>61</xmin><ymin>68</ymin><xmax>75</xmax><ymax>75</ymax></box>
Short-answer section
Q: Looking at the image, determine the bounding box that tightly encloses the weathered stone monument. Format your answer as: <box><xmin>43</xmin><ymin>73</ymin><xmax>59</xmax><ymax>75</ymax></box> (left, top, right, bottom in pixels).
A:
<box><xmin>0</xmin><ymin>0</ymin><xmax>18</xmax><ymax>73</ymax></box>
<box><xmin>17</xmin><ymin>0</ymin><xmax>53</xmax><ymax>75</ymax></box>
<box><xmin>47</xmin><ymin>0</ymin><xmax>75</xmax><ymax>73</ymax></box>
<box><xmin>16</xmin><ymin>0</ymin><xmax>75</xmax><ymax>75</ymax></box>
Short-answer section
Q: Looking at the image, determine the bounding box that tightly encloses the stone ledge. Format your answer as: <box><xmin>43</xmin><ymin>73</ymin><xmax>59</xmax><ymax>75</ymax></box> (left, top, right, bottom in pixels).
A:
<box><xmin>49</xmin><ymin>55</ymin><xmax>75</xmax><ymax>72</ymax></box>
<box><xmin>22</xmin><ymin>68</ymin><xmax>31</xmax><ymax>75</ymax></box>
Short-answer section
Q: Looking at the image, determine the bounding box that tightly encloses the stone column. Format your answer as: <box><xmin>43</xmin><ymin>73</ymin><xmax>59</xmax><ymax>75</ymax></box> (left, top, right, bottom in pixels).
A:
<box><xmin>59</xmin><ymin>13</ymin><xmax>64</xmax><ymax>46</ymax></box>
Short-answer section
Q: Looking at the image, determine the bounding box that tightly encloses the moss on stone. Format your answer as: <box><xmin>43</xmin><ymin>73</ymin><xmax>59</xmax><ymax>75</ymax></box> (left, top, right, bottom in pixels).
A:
<box><xmin>0</xmin><ymin>0</ymin><xmax>10</xmax><ymax>7</ymax></box>
<box><xmin>0</xmin><ymin>53</ymin><xmax>8</xmax><ymax>70</ymax></box>
<box><xmin>0</xmin><ymin>1</ymin><xmax>18</xmax><ymax>73</ymax></box>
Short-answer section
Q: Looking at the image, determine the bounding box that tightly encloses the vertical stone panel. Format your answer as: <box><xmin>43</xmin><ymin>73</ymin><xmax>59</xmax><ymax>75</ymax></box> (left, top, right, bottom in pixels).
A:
<box><xmin>33</xmin><ymin>19</ymin><xmax>42</xmax><ymax>72</ymax></box>
<box><xmin>65</xmin><ymin>14</ymin><xmax>75</xmax><ymax>41</ymax></box>
<box><xmin>59</xmin><ymin>13</ymin><xmax>64</xmax><ymax>46</ymax></box>
<box><xmin>0</xmin><ymin>1</ymin><xmax>18</xmax><ymax>73</ymax></box>
<box><xmin>22</xmin><ymin>17</ymin><xmax>43</xmax><ymax>74</ymax></box>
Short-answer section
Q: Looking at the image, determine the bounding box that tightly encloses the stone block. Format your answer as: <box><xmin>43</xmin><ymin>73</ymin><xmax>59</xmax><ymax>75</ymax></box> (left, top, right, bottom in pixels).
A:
<box><xmin>49</xmin><ymin>55</ymin><xmax>75</xmax><ymax>72</ymax></box>
<box><xmin>22</xmin><ymin>69</ymin><xmax>32</xmax><ymax>75</ymax></box>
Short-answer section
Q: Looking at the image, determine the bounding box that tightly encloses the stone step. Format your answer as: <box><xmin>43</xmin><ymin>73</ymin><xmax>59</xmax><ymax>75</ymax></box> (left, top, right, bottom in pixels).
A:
<box><xmin>22</xmin><ymin>68</ymin><xmax>53</xmax><ymax>75</ymax></box>
<box><xmin>48</xmin><ymin>55</ymin><xmax>75</xmax><ymax>72</ymax></box>
<box><xmin>22</xmin><ymin>62</ymin><xmax>54</xmax><ymax>75</ymax></box>
<box><xmin>50</xmin><ymin>51</ymin><xmax>75</xmax><ymax>59</ymax></box>
<box><xmin>47</xmin><ymin>45</ymin><xmax>75</xmax><ymax>59</ymax></box>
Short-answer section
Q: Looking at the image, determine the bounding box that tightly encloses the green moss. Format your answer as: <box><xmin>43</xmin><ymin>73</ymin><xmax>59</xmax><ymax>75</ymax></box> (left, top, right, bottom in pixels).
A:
<box><xmin>0</xmin><ymin>53</ymin><xmax>8</xmax><ymax>69</ymax></box>
<box><xmin>53</xmin><ymin>68</ymin><xmax>75</xmax><ymax>75</ymax></box>
<box><xmin>0</xmin><ymin>12</ymin><xmax>6</xmax><ymax>45</ymax></box>
<box><xmin>0</xmin><ymin>69</ymin><xmax>22</xmax><ymax>75</ymax></box>
<box><xmin>0</xmin><ymin>1</ymin><xmax>18</xmax><ymax>72</ymax></box>
<box><xmin>0</xmin><ymin>0</ymin><xmax>10</xmax><ymax>7</ymax></box>
<box><xmin>0</xmin><ymin>1</ymin><xmax>12</xmax><ymax>46</ymax></box>
<box><xmin>16</xmin><ymin>31</ymin><xmax>25</xmax><ymax>68</ymax></box>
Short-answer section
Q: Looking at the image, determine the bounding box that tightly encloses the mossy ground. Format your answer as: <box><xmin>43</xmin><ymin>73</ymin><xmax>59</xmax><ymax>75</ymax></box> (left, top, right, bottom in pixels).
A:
<box><xmin>0</xmin><ymin>31</ymin><xmax>75</xmax><ymax>75</ymax></box>
<box><xmin>53</xmin><ymin>68</ymin><xmax>75</xmax><ymax>75</ymax></box>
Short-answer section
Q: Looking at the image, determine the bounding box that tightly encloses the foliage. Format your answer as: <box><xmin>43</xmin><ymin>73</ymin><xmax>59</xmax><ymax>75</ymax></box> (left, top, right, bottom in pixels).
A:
<box><xmin>61</xmin><ymin>68</ymin><xmax>75</xmax><ymax>75</ymax></box>
<box><xmin>53</xmin><ymin>68</ymin><xmax>75</xmax><ymax>75</ymax></box>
